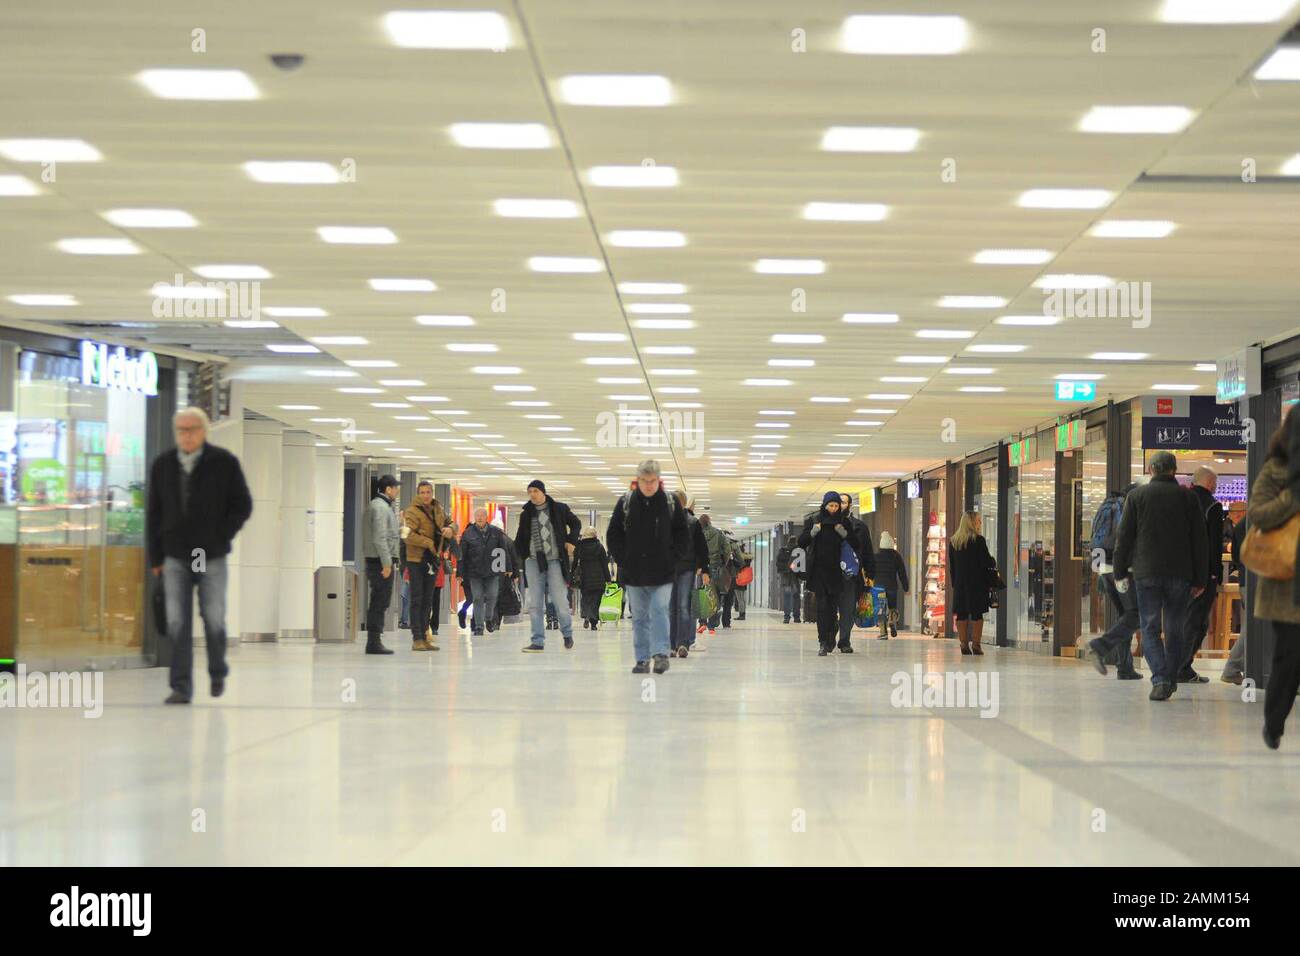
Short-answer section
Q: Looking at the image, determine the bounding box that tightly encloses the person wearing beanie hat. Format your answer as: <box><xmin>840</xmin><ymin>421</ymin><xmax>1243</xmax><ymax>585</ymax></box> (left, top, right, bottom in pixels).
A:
<box><xmin>514</xmin><ymin>479</ymin><xmax>583</xmax><ymax>652</ymax></box>
<box><xmin>797</xmin><ymin>491</ymin><xmax>853</xmax><ymax>656</ymax></box>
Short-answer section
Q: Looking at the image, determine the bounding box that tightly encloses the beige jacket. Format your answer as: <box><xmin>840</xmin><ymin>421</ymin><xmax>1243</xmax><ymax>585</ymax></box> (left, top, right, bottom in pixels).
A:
<box><xmin>1247</xmin><ymin>457</ymin><xmax>1300</xmax><ymax>624</ymax></box>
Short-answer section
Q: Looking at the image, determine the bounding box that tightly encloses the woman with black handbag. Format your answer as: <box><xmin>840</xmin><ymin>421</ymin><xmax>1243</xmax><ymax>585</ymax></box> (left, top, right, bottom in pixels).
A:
<box><xmin>949</xmin><ymin>511</ymin><xmax>997</xmax><ymax>655</ymax></box>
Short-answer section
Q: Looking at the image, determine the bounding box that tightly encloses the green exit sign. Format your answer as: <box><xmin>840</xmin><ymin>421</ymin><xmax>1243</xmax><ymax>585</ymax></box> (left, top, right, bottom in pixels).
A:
<box><xmin>1056</xmin><ymin>380</ymin><xmax>1096</xmax><ymax>401</ymax></box>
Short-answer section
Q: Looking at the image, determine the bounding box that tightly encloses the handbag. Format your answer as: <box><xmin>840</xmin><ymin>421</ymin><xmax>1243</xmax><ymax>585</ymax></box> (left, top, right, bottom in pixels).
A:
<box><xmin>735</xmin><ymin>565</ymin><xmax>753</xmax><ymax>587</ymax></box>
<box><xmin>1241</xmin><ymin>512</ymin><xmax>1300</xmax><ymax>580</ymax></box>
<box><xmin>497</xmin><ymin>579</ymin><xmax>522</xmax><ymax>617</ymax></box>
<box><xmin>854</xmin><ymin>589</ymin><xmax>875</xmax><ymax>627</ymax></box>
<box><xmin>694</xmin><ymin>584</ymin><xmax>719</xmax><ymax>619</ymax></box>
<box><xmin>599</xmin><ymin>582</ymin><xmax>624</xmax><ymax>621</ymax></box>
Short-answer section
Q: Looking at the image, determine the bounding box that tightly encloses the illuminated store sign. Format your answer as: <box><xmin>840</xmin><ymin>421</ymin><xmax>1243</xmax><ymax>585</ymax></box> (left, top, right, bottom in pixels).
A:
<box><xmin>80</xmin><ymin>341</ymin><xmax>158</xmax><ymax>397</ymax></box>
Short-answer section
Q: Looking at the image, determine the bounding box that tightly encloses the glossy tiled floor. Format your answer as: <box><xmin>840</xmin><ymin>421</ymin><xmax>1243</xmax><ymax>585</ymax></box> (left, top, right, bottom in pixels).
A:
<box><xmin>3</xmin><ymin>610</ymin><xmax>1297</xmax><ymax>866</ymax></box>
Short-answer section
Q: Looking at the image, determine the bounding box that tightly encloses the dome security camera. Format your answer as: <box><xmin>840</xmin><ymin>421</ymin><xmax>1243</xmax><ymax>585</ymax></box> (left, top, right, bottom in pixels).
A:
<box><xmin>269</xmin><ymin>53</ymin><xmax>305</xmax><ymax>71</ymax></box>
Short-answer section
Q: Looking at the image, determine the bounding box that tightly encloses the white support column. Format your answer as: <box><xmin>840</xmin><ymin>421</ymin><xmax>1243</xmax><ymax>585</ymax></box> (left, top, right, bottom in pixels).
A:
<box><xmin>278</xmin><ymin>430</ymin><xmax>316</xmax><ymax>639</ymax></box>
<box><xmin>314</xmin><ymin>445</ymin><xmax>345</xmax><ymax>568</ymax></box>
<box><xmin>240</xmin><ymin>418</ymin><xmax>283</xmax><ymax>642</ymax></box>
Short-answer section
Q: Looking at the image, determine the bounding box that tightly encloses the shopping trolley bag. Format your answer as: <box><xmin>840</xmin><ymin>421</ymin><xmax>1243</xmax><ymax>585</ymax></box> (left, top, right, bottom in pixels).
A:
<box><xmin>598</xmin><ymin>583</ymin><xmax>624</xmax><ymax>622</ymax></box>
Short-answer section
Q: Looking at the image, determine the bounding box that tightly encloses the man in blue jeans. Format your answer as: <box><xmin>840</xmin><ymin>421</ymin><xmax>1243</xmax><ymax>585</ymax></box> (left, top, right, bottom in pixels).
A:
<box><xmin>607</xmin><ymin>460</ymin><xmax>689</xmax><ymax>673</ymax></box>
<box><xmin>1112</xmin><ymin>451</ymin><xmax>1209</xmax><ymax>701</ymax></box>
<box><xmin>147</xmin><ymin>407</ymin><xmax>253</xmax><ymax>704</ymax></box>
<box><xmin>513</xmin><ymin>479</ymin><xmax>582</xmax><ymax>651</ymax></box>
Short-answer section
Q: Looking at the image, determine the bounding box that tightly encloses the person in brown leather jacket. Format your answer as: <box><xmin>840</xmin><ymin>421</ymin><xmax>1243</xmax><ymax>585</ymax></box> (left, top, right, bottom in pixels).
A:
<box><xmin>403</xmin><ymin>481</ymin><xmax>456</xmax><ymax>651</ymax></box>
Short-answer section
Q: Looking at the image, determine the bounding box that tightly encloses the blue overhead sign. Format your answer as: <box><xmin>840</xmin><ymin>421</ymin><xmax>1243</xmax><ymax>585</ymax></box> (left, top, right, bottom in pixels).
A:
<box><xmin>1055</xmin><ymin>380</ymin><xmax>1096</xmax><ymax>401</ymax></box>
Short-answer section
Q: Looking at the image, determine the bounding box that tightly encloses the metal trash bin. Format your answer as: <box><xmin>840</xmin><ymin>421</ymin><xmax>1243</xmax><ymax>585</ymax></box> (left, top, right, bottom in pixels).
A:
<box><xmin>315</xmin><ymin>566</ymin><xmax>358</xmax><ymax>642</ymax></box>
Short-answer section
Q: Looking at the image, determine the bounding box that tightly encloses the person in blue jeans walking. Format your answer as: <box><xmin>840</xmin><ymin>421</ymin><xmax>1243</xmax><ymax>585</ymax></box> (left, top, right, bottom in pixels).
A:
<box><xmin>1112</xmin><ymin>451</ymin><xmax>1209</xmax><ymax>701</ymax></box>
<box><xmin>513</xmin><ymin>479</ymin><xmax>582</xmax><ymax>652</ymax></box>
<box><xmin>668</xmin><ymin>490</ymin><xmax>711</xmax><ymax>656</ymax></box>
<box><xmin>607</xmin><ymin>460</ymin><xmax>690</xmax><ymax>674</ymax></box>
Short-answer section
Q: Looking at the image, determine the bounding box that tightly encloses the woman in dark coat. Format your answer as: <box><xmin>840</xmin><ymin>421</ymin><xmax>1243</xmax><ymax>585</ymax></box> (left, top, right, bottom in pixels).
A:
<box><xmin>873</xmin><ymin>531</ymin><xmax>909</xmax><ymax>639</ymax></box>
<box><xmin>948</xmin><ymin>511</ymin><xmax>996</xmax><ymax>655</ymax></box>
<box><xmin>572</xmin><ymin>527</ymin><xmax>611</xmax><ymax>630</ymax></box>
<box><xmin>797</xmin><ymin>491</ymin><xmax>853</xmax><ymax>656</ymax></box>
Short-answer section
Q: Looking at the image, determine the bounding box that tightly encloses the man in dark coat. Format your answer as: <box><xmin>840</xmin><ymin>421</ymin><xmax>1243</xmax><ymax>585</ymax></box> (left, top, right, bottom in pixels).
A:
<box><xmin>147</xmin><ymin>407</ymin><xmax>252</xmax><ymax>704</ymax></box>
<box><xmin>514</xmin><ymin>479</ymin><xmax>582</xmax><ymax>651</ymax></box>
<box><xmin>798</xmin><ymin>491</ymin><xmax>854</xmax><ymax>656</ymax></box>
<box><xmin>1177</xmin><ymin>466</ymin><xmax>1225</xmax><ymax>684</ymax></box>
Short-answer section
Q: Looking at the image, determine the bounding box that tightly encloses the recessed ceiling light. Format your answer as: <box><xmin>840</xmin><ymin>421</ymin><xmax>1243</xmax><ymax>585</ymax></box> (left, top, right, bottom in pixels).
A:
<box><xmin>844</xmin><ymin>420</ymin><xmax>884</xmax><ymax>427</ymax></box>
<box><xmin>406</xmin><ymin>395</ymin><xmax>449</xmax><ymax>402</ymax></box>
<box><xmin>264</xmin><ymin>306</ymin><xmax>328</xmax><ymax>317</ymax></box>
<box><xmin>103</xmin><ymin>208</ymin><xmax>197</xmax><ymax>228</ymax></box>
<box><xmin>855</xmin><ymin>408</ymin><xmax>897</xmax><ymax>414</ymax></box>
<box><xmin>744</xmin><ymin>379</ymin><xmax>793</xmax><ymax>386</ymax></box>
<box><xmin>450</xmin><ymin>122</ymin><xmax>552</xmax><ymax>149</ymax></box>
<box><xmin>996</xmin><ymin>314</ymin><xmax>1060</xmax><ymax>326</ymax></box>
<box><xmin>559</xmin><ymin>74</ymin><xmax>673</xmax><ymax>106</ymax></box>
<box><xmin>266</xmin><ymin>343</ymin><xmax>320</xmax><ymax>354</ymax></box>
<box><xmin>195</xmin><ymin>264</ymin><xmax>270</xmax><ymax>280</ymax></box>
<box><xmin>136</xmin><ymin>68</ymin><xmax>259</xmax><ymax>100</ymax></box>
<box><xmin>1018</xmin><ymin>188</ymin><xmax>1113</xmax><ymax>210</ymax></box>
<box><xmin>771</xmin><ymin>333</ymin><xmax>825</xmax><ymax>344</ymax></box>
<box><xmin>57</xmin><ymin>238</ymin><xmax>139</xmax><ymax>255</ymax></box>
<box><xmin>1055</xmin><ymin>373</ymin><xmax>1105</xmax><ymax>381</ymax></box>
<box><xmin>959</xmin><ymin>386</ymin><xmax>1006</xmax><ymax>393</ymax></box>
<box><xmin>896</xmin><ymin>355</ymin><xmax>948</xmax><ymax>364</ymax></box>
<box><xmin>305</xmin><ymin>370</ymin><xmax>358</xmax><ymax>378</ymax></box>
<box><xmin>345</xmin><ymin>359</ymin><xmax>398</xmax><ymax>368</ymax></box>
<box><xmin>311</xmin><ymin>336</ymin><xmax>368</xmax><ymax>345</ymax></box>
<box><xmin>318</xmin><ymin>226</ymin><xmax>397</xmax><ymax>245</ymax></box>
<box><xmin>7</xmin><ymin>294</ymin><xmax>77</xmax><ymax>306</ymax></box>
<box><xmin>338</xmin><ymin>387</ymin><xmax>383</xmax><ymax>394</ymax></box>
<box><xmin>0</xmin><ymin>138</ymin><xmax>101</xmax><ymax>163</ymax></box>
<box><xmin>372</xmin><ymin>279</ymin><xmax>436</xmax><ymax>292</ymax></box>
<box><xmin>634</xmin><ymin>318</ymin><xmax>695</xmax><ymax>330</ymax></box>
<box><xmin>966</xmin><ymin>344</ymin><xmax>1026</xmax><ymax>354</ymax></box>
<box><xmin>278</xmin><ymin>404</ymin><xmax>320</xmax><ymax>411</ymax></box>
<box><xmin>820</xmin><ymin>126</ymin><xmax>920</xmax><ymax>152</ymax></box>
<box><xmin>1090</xmin><ymin>220</ymin><xmax>1177</xmax><ymax>239</ymax></box>
<box><xmin>1089</xmin><ymin>352</ymin><xmax>1148</xmax><ymax>360</ymax></box>
<box><xmin>1255</xmin><ymin>47</ymin><xmax>1300</xmax><ymax>80</ymax></box>
<box><xmin>607</xmin><ymin>230</ymin><xmax>687</xmax><ymax>248</ymax></box>
<box><xmin>754</xmin><ymin>259</ymin><xmax>825</xmax><ymax>275</ymax></box>
<box><xmin>1161</xmin><ymin>0</ymin><xmax>1292</xmax><ymax>24</ymax></box>
<box><xmin>494</xmin><ymin>198</ymin><xmax>580</xmax><ymax>218</ymax></box>
<box><xmin>494</xmin><ymin>384</ymin><xmax>535</xmax><ymax>392</ymax></box>
<box><xmin>371</xmin><ymin>402</ymin><xmax>411</xmax><ymax>409</ymax></box>
<box><xmin>226</xmin><ymin>319</ymin><xmax>279</xmax><ymax>329</ymax></box>
<box><xmin>843</xmin><ymin>313</ymin><xmax>899</xmax><ymax>324</ymax></box>
<box><xmin>446</xmin><ymin>343</ymin><xmax>499</xmax><ymax>353</ymax></box>
<box><xmin>382</xmin><ymin>10</ymin><xmax>511</xmax><ymax>49</ymax></box>
<box><xmin>529</xmin><ymin>256</ymin><xmax>602</xmax><ymax>273</ymax></box>
<box><xmin>973</xmin><ymin>248</ymin><xmax>1052</xmax><ymax>265</ymax></box>
<box><xmin>1193</xmin><ymin>363</ymin><xmax>1216</xmax><ymax>372</ymax></box>
<box><xmin>938</xmin><ymin>295</ymin><xmax>1007</xmax><ymax>308</ymax></box>
<box><xmin>802</xmin><ymin>202</ymin><xmax>889</xmax><ymax>222</ymax></box>
<box><xmin>618</xmin><ymin>281</ymin><xmax>686</xmax><ymax>294</ymax></box>
<box><xmin>916</xmin><ymin>329</ymin><xmax>975</xmax><ymax>339</ymax></box>
<box><xmin>0</xmin><ymin>175</ymin><xmax>41</xmax><ymax>196</ymax></box>
<box><xmin>1079</xmin><ymin>105</ymin><xmax>1194</xmax><ymax>134</ymax></box>
<box><xmin>471</xmin><ymin>366</ymin><xmax>522</xmax><ymax>374</ymax></box>
<box><xmin>509</xmin><ymin>401</ymin><xmax>551</xmax><ymax>407</ymax></box>
<box><xmin>377</xmin><ymin>379</ymin><xmax>424</xmax><ymax>387</ymax></box>
<box><xmin>1035</xmin><ymin>274</ymin><xmax>1115</xmax><ymax>289</ymax></box>
<box><xmin>840</xmin><ymin>14</ymin><xmax>970</xmax><ymax>54</ymax></box>
<box><xmin>626</xmin><ymin>303</ymin><xmax>692</xmax><ymax>314</ymax></box>
<box><xmin>571</xmin><ymin>332</ymin><xmax>627</xmax><ymax>343</ymax></box>
<box><xmin>243</xmin><ymin>161</ymin><xmax>342</xmax><ymax>184</ymax></box>
<box><xmin>758</xmin><ymin>410</ymin><xmax>796</xmax><ymax>416</ymax></box>
<box><xmin>1152</xmin><ymin>383</ymin><xmax>1198</xmax><ymax>391</ymax></box>
<box><xmin>769</xmin><ymin>359</ymin><xmax>814</xmax><ymax>367</ymax></box>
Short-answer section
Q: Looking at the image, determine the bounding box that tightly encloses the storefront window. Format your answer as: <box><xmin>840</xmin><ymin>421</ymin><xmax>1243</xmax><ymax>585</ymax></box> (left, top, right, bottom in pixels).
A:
<box><xmin>920</xmin><ymin>479</ymin><xmax>946</xmax><ymax>635</ymax></box>
<box><xmin>6</xmin><ymin>349</ymin><xmax>149</xmax><ymax>664</ymax></box>
<box><xmin>1008</xmin><ymin>450</ymin><xmax>1054</xmax><ymax>650</ymax></box>
<box><xmin>974</xmin><ymin>460</ymin><xmax>999</xmax><ymax>638</ymax></box>
<box><xmin>1080</xmin><ymin>427</ymin><xmax>1107</xmax><ymax>640</ymax></box>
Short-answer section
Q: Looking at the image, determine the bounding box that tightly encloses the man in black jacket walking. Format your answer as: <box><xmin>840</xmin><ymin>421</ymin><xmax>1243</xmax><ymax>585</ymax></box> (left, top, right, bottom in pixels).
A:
<box><xmin>514</xmin><ymin>479</ymin><xmax>582</xmax><ymax>651</ymax></box>
<box><xmin>606</xmin><ymin>460</ymin><xmax>689</xmax><ymax>673</ymax></box>
<box><xmin>1113</xmin><ymin>451</ymin><xmax>1209</xmax><ymax>701</ymax></box>
<box><xmin>1178</xmin><ymin>466</ymin><xmax>1225</xmax><ymax>684</ymax></box>
<box><xmin>147</xmin><ymin>407</ymin><xmax>253</xmax><ymax>704</ymax></box>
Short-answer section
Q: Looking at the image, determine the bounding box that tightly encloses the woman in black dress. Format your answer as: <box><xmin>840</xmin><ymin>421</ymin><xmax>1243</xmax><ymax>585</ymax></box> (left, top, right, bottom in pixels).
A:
<box><xmin>948</xmin><ymin>511</ymin><xmax>996</xmax><ymax>655</ymax></box>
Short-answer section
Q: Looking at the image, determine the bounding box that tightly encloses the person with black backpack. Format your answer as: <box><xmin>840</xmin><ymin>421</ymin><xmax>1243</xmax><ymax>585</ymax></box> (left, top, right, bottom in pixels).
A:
<box><xmin>1177</xmin><ymin>467</ymin><xmax>1225</xmax><ymax>684</ymax></box>
<box><xmin>1085</xmin><ymin>483</ymin><xmax>1143</xmax><ymax>680</ymax></box>
<box><xmin>797</xmin><ymin>492</ymin><xmax>853</xmax><ymax>656</ymax></box>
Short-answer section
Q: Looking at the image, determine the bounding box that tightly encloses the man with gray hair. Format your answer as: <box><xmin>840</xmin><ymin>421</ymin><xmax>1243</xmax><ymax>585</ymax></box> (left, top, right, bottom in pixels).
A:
<box><xmin>147</xmin><ymin>407</ymin><xmax>253</xmax><ymax>704</ymax></box>
<box><xmin>606</xmin><ymin>459</ymin><xmax>689</xmax><ymax>673</ymax></box>
<box><xmin>1178</xmin><ymin>465</ymin><xmax>1225</xmax><ymax>684</ymax></box>
<box><xmin>1113</xmin><ymin>450</ymin><xmax>1209</xmax><ymax>701</ymax></box>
